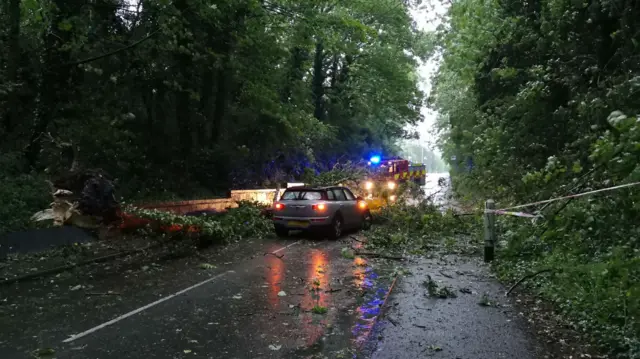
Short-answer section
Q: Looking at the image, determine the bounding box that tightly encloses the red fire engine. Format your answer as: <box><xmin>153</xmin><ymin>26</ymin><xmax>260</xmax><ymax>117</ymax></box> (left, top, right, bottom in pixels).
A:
<box><xmin>362</xmin><ymin>156</ymin><xmax>426</xmax><ymax>204</ymax></box>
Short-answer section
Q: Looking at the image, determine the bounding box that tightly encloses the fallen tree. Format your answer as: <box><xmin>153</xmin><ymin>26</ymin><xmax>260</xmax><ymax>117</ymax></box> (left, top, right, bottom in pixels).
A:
<box><xmin>31</xmin><ymin>135</ymin><xmax>120</xmax><ymax>229</ymax></box>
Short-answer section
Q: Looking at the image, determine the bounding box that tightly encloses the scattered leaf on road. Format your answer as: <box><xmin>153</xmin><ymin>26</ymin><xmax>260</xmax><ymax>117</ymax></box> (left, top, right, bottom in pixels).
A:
<box><xmin>459</xmin><ymin>287</ymin><xmax>472</xmax><ymax>294</ymax></box>
<box><xmin>341</xmin><ymin>247</ymin><xmax>355</xmax><ymax>259</ymax></box>
<box><xmin>278</xmin><ymin>291</ymin><xmax>287</xmax><ymax>297</ymax></box>
<box><xmin>183</xmin><ymin>349</ymin><xmax>192</xmax><ymax>354</ymax></box>
<box><xmin>232</xmin><ymin>294</ymin><xmax>242</xmax><ymax>299</ymax></box>
<box><xmin>32</xmin><ymin>348</ymin><xmax>55</xmax><ymax>357</ymax></box>
<box><xmin>199</xmin><ymin>263</ymin><xmax>216</xmax><ymax>270</ymax></box>
<box><xmin>269</xmin><ymin>344</ymin><xmax>282</xmax><ymax>351</ymax></box>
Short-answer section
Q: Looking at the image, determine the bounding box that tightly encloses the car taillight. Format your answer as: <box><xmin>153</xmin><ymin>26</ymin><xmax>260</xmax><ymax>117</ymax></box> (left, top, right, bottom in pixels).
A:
<box><xmin>312</xmin><ymin>203</ymin><xmax>326</xmax><ymax>211</ymax></box>
<box><xmin>358</xmin><ymin>201</ymin><xmax>367</xmax><ymax>210</ymax></box>
<box><xmin>274</xmin><ymin>203</ymin><xmax>284</xmax><ymax>210</ymax></box>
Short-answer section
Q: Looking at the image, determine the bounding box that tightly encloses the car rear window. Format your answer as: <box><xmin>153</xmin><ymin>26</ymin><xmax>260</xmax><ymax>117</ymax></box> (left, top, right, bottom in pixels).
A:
<box><xmin>331</xmin><ymin>189</ymin><xmax>347</xmax><ymax>201</ymax></box>
<box><xmin>281</xmin><ymin>190</ymin><xmax>324</xmax><ymax>200</ymax></box>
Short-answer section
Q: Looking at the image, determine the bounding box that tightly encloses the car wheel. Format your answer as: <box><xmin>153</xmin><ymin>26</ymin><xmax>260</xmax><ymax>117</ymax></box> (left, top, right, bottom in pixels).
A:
<box><xmin>361</xmin><ymin>211</ymin><xmax>372</xmax><ymax>231</ymax></box>
<box><xmin>274</xmin><ymin>225</ymin><xmax>289</xmax><ymax>238</ymax></box>
<box><xmin>327</xmin><ymin>215</ymin><xmax>343</xmax><ymax>239</ymax></box>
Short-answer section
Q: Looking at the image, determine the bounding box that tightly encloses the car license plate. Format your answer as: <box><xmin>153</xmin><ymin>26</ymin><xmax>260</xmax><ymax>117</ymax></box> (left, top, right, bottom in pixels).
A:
<box><xmin>288</xmin><ymin>221</ymin><xmax>309</xmax><ymax>228</ymax></box>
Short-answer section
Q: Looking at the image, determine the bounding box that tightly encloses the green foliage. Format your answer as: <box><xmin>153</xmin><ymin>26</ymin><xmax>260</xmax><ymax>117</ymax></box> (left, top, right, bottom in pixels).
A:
<box><xmin>0</xmin><ymin>0</ymin><xmax>428</xmax><ymax>234</ymax></box>
<box><xmin>423</xmin><ymin>276</ymin><xmax>457</xmax><ymax>299</ymax></box>
<box><xmin>366</xmin><ymin>200</ymin><xmax>468</xmax><ymax>252</ymax></box>
<box><xmin>125</xmin><ymin>201</ymin><xmax>273</xmax><ymax>244</ymax></box>
<box><xmin>0</xmin><ymin>153</ymin><xmax>50</xmax><ymax>236</ymax></box>
<box><xmin>432</xmin><ymin>0</ymin><xmax>640</xmax><ymax>354</ymax></box>
<box><xmin>311</xmin><ymin>305</ymin><xmax>328</xmax><ymax>314</ymax></box>
<box><xmin>301</xmin><ymin>161</ymin><xmax>371</xmax><ymax>188</ymax></box>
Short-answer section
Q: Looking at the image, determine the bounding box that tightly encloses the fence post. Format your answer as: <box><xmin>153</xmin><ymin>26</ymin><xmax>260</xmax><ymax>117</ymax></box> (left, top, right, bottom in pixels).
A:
<box><xmin>484</xmin><ymin>199</ymin><xmax>496</xmax><ymax>262</ymax></box>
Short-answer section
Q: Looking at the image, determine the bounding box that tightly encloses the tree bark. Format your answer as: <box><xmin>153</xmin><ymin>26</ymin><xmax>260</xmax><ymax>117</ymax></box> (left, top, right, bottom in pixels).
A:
<box><xmin>173</xmin><ymin>0</ymin><xmax>193</xmax><ymax>156</ymax></box>
<box><xmin>312</xmin><ymin>41</ymin><xmax>325</xmax><ymax>121</ymax></box>
<box><xmin>281</xmin><ymin>46</ymin><xmax>308</xmax><ymax>103</ymax></box>
<box><xmin>25</xmin><ymin>0</ymin><xmax>75</xmax><ymax>168</ymax></box>
<box><xmin>3</xmin><ymin>0</ymin><xmax>21</xmax><ymax>134</ymax></box>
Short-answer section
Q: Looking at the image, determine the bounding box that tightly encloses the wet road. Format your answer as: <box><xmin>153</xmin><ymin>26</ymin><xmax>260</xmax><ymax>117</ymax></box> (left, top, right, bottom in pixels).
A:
<box><xmin>367</xmin><ymin>255</ymin><xmax>543</xmax><ymax>359</ymax></box>
<box><xmin>1</xmin><ymin>174</ymin><xmax>546</xmax><ymax>359</ymax></box>
<box><xmin>0</xmin><ymin>237</ymin><xmax>395</xmax><ymax>359</ymax></box>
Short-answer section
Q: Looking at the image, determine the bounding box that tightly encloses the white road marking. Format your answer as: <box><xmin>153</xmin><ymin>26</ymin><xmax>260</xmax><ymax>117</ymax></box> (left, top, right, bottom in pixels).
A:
<box><xmin>272</xmin><ymin>240</ymin><xmax>299</xmax><ymax>253</ymax></box>
<box><xmin>62</xmin><ymin>240</ymin><xmax>301</xmax><ymax>343</ymax></box>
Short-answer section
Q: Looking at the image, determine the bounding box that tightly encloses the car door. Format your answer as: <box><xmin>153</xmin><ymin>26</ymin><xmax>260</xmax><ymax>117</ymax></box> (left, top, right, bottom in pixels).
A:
<box><xmin>339</xmin><ymin>187</ymin><xmax>360</xmax><ymax>228</ymax></box>
<box><xmin>330</xmin><ymin>188</ymin><xmax>348</xmax><ymax>225</ymax></box>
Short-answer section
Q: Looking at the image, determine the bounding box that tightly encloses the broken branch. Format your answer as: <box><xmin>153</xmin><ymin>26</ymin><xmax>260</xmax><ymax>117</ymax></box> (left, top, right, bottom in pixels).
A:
<box><xmin>505</xmin><ymin>269</ymin><xmax>553</xmax><ymax>296</ymax></box>
<box><xmin>355</xmin><ymin>251</ymin><xmax>404</xmax><ymax>261</ymax></box>
<box><xmin>85</xmin><ymin>292</ymin><xmax>120</xmax><ymax>296</ymax></box>
<box><xmin>264</xmin><ymin>252</ymin><xmax>284</xmax><ymax>259</ymax></box>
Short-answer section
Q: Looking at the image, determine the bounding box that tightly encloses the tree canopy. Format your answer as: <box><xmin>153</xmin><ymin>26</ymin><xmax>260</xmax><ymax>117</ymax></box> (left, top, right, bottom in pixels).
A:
<box><xmin>432</xmin><ymin>0</ymin><xmax>640</xmax><ymax>355</ymax></box>
<box><xmin>0</xmin><ymin>0</ymin><xmax>427</xmax><ymax>203</ymax></box>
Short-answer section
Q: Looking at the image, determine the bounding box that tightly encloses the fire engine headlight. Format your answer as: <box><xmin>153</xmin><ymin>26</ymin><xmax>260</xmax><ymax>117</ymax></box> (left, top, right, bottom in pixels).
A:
<box><xmin>365</xmin><ymin>181</ymin><xmax>374</xmax><ymax>190</ymax></box>
<box><xmin>389</xmin><ymin>195</ymin><xmax>397</xmax><ymax>202</ymax></box>
<box><xmin>387</xmin><ymin>181</ymin><xmax>396</xmax><ymax>190</ymax></box>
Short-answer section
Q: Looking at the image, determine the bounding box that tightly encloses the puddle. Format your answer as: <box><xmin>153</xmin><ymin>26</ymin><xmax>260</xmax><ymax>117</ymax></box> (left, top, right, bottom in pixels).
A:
<box><xmin>289</xmin><ymin>252</ymin><xmax>396</xmax><ymax>358</ymax></box>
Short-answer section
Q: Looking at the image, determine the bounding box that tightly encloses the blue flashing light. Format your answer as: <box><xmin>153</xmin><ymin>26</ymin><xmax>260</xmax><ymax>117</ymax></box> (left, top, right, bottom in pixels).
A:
<box><xmin>369</xmin><ymin>155</ymin><xmax>381</xmax><ymax>164</ymax></box>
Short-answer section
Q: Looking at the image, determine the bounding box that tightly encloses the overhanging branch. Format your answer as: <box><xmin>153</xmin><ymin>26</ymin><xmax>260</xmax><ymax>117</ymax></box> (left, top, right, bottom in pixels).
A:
<box><xmin>51</xmin><ymin>29</ymin><xmax>160</xmax><ymax>70</ymax></box>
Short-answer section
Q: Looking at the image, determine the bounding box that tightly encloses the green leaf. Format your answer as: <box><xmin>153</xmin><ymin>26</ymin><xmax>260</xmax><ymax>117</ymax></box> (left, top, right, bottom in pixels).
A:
<box><xmin>58</xmin><ymin>19</ymin><xmax>73</xmax><ymax>31</ymax></box>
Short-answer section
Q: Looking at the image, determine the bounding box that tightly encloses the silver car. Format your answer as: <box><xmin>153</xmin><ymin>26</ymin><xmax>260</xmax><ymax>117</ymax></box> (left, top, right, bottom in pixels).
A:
<box><xmin>272</xmin><ymin>186</ymin><xmax>373</xmax><ymax>239</ymax></box>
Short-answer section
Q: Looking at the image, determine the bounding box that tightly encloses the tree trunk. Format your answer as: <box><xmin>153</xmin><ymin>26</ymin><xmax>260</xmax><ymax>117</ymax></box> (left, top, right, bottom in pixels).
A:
<box><xmin>281</xmin><ymin>46</ymin><xmax>308</xmax><ymax>103</ymax></box>
<box><xmin>25</xmin><ymin>0</ymin><xmax>74</xmax><ymax>168</ymax></box>
<box><xmin>312</xmin><ymin>41</ymin><xmax>325</xmax><ymax>121</ymax></box>
<box><xmin>199</xmin><ymin>70</ymin><xmax>215</xmax><ymax>144</ymax></box>
<box><xmin>3</xmin><ymin>0</ymin><xmax>21</xmax><ymax>134</ymax></box>
<box><xmin>212</xmin><ymin>63</ymin><xmax>229</xmax><ymax>142</ymax></box>
<box><xmin>173</xmin><ymin>0</ymin><xmax>193</xmax><ymax>156</ymax></box>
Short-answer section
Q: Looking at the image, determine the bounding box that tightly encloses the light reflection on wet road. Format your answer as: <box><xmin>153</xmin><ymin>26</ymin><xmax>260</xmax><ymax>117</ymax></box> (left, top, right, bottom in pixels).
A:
<box><xmin>351</xmin><ymin>254</ymin><xmax>388</xmax><ymax>352</ymax></box>
<box><xmin>265</xmin><ymin>253</ymin><xmax>285</xmax><ymax>309</ymax></box>
<box><xmin>2</xmin><ymin>236</ymin><xmax>399</xmax><ymax>359</ymax></box>
<box><xmin>300</xmin><ymin>248</ymin><xmax>331</xmax><ymax>346</ymax></box>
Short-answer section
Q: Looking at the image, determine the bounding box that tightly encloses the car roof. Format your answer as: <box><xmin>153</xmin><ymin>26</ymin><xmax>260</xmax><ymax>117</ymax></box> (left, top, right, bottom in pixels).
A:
<box><xmin>285</xmin><ymin>186</ymin><xmax>346</xmax><ymax>191</ymax></box>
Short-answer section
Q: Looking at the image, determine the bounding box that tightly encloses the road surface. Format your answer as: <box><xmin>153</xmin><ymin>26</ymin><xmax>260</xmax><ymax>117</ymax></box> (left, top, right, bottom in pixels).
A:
<box><xmin>1</xmin><ymin>236</ymin><xmax>399</xmax><ymax>358</ymax></box>
<box><xmin>0</xmin><ymin>174</ymin><xmax>553</xmax><ymax>359</ymax></box>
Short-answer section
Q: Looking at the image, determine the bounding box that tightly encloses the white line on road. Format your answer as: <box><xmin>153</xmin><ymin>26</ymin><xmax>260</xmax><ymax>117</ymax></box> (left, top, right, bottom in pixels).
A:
<box><xmin>62</xmin><ymin>240</ymin><xmax>301</xmax><ymax>343</ymax></box>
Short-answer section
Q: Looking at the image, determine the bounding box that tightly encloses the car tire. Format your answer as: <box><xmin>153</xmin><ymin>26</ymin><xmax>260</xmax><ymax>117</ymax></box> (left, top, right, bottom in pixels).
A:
<box><xmin>327</xmin><ymin>215</ymin><xmax>343</xmax><ymax>240</ymax></box>
<box><xmin>361</xmin><ymin>211</ymin><xmax>372</xmax><ymax>231</ymax></box>
<box><xmin>274</xmin><ymin>225</ymin><xmax>289</xmax><ymax>238</ymax></box>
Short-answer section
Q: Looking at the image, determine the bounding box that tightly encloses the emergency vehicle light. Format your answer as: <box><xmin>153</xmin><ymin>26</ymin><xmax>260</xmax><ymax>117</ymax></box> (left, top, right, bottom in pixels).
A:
<box><xmin>369</xmin><ymin>155</ymin><xmax>381</xmax><ymax>164</ymax></box>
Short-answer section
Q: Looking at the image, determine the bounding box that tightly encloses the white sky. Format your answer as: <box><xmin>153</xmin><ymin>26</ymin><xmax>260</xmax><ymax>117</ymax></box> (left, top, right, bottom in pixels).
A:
<box><xmin>407</xmin><ymin>1</ymin><xmax>448</xmax><ymax>155</ymax></box>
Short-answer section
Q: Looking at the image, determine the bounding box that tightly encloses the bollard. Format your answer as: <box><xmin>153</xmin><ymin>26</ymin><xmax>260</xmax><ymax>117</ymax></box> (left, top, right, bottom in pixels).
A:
<box><xmin>484</xmin><ymin>199</ymin><xmax>496</xmax><ymax>262</ymax></box>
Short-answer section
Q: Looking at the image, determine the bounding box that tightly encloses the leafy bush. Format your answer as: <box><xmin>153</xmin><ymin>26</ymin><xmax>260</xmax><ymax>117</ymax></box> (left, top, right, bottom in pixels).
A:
<box><xmin>490</xmin><ymin>113</ymin><xmax>640</xmax><ymax>357</ymax></box>
<box><xmin>0</xmin><ymin>153</ymin><xmax>50</xmax><ymax>236</ymax></box>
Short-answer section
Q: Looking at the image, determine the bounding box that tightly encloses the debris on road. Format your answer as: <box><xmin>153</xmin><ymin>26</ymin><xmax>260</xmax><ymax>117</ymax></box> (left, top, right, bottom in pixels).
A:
<box><xmin>423</xmin><ymin>275</ymin><xmax>457</xmax><ymax>299</ymax></box>
<box><xmin>32</xmin><ymin>348</ymin><xmax>56</xmax><ymax>357</ymax></box>
<box><xmin>198</xmin><ymin>263</ymin><xmax>216</xmax><ymax>270</ymax></box>
<box><xmin>264</xmin><ymin>252</ymin><xmax>284</xmax><ymax>259</ymax></box>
